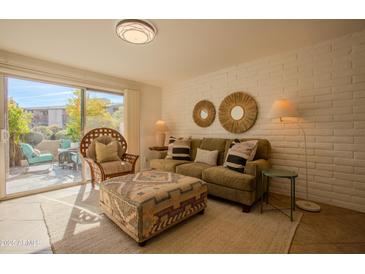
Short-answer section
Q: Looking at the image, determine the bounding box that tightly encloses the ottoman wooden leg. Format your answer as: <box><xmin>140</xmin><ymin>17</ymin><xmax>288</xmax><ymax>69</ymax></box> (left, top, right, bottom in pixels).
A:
<box><xmin>138</xmin><ymin>241</ymin><xmax>147</xmax><ymax>247</ymax></box>
<box><xmin>198</xmin><ymin>209</ymin><xmax>205</xmax><ymax>215</ymax></box>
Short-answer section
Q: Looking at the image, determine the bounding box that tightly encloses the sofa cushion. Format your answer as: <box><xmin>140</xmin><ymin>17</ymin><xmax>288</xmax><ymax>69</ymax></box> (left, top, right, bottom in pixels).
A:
<box><xmin>176</xmin><ymin>162</ymin><xmax>212</xmax><ymax>179</ymax></box>
<box><xmin>87</xmin><ymin>136</ymin><xmax>126</xmax><ymax>161</ymax></box>
<box><xmin>224</xmin><ymin>140</ymin><xmax>258</xmax><ymax>173</ymax></box>
<box><xmin>194</xmin><ymin>148</ymin><xmax>219</xmax><ymax>166</ymax></box>
<box><xmin>200</xmin><ymin>138</ymin><xmax>227</xmax><ymax>165</ymax></box>
<box><xmin>150</xmin><ymin>159</ymin><xmax>190</xmax><ymax>172</ymax></box>
<box><xmin>167</xmin><ymin>136</ymin><xmax>193</xmax><ymax>159</ymax></box>
<box><xmin>241</xmin><ymin>138</ymin><xmax>271</xmax><ymax>160</ymax></box>
<box><xmin>190</xmin><ymin>139</ymin><xmax>202</xmax><ymax>161</ymax></box>
<box><xmin>95</xmin><ymin>141</ymin><xmax>120</xmax><ymax>163</ymax></box>
<box><xmin>224</xmin><ymin>138</ymin><xmax>271</xmax><ymax>161</ymax></box>
<box><xmin>172</xmin><ymin>139</ymin><xmax>191</xmax><ymax>161</ymax></box>
<box><xmin>202</xmin><ymin>166</ymin><xmax>256</xmax><ymax>192</ymax></box>
<box><xmin>166</xmin><ymin>136</ymin><xmax>177</xmax><ymax>158</ymax></box>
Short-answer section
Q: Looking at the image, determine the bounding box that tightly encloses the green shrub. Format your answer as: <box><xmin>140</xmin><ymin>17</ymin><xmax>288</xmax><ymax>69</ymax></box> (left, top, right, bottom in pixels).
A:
<box><xmin>22</xmin><ymin>131</ymin><xmax>44</xmax><ymax>147</ymax></box>
<box><xmin>32</xmin><ymin>126</ymin><xmax>53</xmax><ymax>139</ymax></box>
<box><xmin>48</xmin><ymin>124</ymin><xmax>62</xmax><ymax>134</ymax></box>
<box><xmin>55</xmin><ymin>130</ymin><xmax>68</xmax><ymax>140</ymax></box>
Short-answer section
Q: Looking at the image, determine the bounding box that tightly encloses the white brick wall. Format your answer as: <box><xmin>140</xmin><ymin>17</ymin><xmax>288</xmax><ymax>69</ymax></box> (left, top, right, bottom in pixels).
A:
<box><xmin>162</xmin><ymin>30</ymin><xmax>365</xmax><ymax>213</ymax></box>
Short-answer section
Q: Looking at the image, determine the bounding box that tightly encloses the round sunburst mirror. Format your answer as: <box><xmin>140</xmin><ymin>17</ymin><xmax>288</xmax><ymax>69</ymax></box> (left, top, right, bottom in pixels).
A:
<box><xmin>193</xmin><ymin>100</ymin><xmax>216</xmax><ymax>127</ymax></box>
<box><xmin>219</xmin><ymin>92</ymin><xmax>258</xmax><ymax>133</ymax></box>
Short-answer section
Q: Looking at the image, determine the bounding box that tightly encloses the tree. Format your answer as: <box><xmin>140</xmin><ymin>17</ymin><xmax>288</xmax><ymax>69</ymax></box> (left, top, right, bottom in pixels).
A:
<box><xmin>8</xmin><ymin>98</ymin><xmax>32</xmax><ymax>166</ymax></box>
<box><xmin>111</xmin><ymin>105</ymin><xmax>124</xmax><ymax>132</ymax></box>
<box><xmin>32</xmin><ymin>125</ymin><xmax>53</xmax><ymax>139</ymax></box>
<box><xmin>65</xmin><ymin>90</ymin><xmax>118</xmax><ymax>141</ymax></box>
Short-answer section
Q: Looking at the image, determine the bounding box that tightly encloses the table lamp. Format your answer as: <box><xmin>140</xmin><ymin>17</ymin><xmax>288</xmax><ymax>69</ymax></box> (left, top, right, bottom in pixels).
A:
<box><xmin>155</xmin><ymin>120</ymin><xmax>168</xmax><ymax>147</ymax></box>
<box><xmin>269</xmin><ymin>99</ymin><xmax>321</xmax><ymax>212</ymax></box>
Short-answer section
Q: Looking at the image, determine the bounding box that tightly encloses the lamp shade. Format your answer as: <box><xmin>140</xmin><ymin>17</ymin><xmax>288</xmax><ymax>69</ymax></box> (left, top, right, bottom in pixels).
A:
<box><xmin>269</xmin><ymin>99</ymin><xmax>299</xmax><ymax>119</ymax></box>
<box><xmin>155</xmin><ymin>120</ymin><xmax>168</xmax><ymax>132</ymax></box>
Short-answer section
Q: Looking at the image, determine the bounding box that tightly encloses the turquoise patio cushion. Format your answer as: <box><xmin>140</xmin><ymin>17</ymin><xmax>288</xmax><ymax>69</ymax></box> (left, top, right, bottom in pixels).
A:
<box><xmin>60</xmin><ymin>139</ymin><xmax>72</xmax><ymax>149</ymax></box>
<box><xmin>27</xmin><ymin>153</ymin><xmax>53</xmax><ymax>165</ymax></box>
<box><xmin>20</xmin><ymin>143</ymin><xmax>53</xmax><ymax>165</ymax></box>
<box><xmin>70</xmin><ymin>152</ymin><xmax>82</xmax><ymax>164</ymax></box>
<box><xmin>20</xmin><ymin>143</ymin><xmax>36</xmax><ymax>158</ymax></box>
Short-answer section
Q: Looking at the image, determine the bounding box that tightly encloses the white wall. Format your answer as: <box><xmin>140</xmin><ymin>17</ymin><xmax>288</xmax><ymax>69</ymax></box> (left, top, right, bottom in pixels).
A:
<box><xmin>140</xmin><ymin>84</ymin><xmax>162</xmax><ymax>169</ymax></box>
<box><xmin>162</xmin><ymin>30</ymin><xmax>365</xmax><ymax>213</ymax></box>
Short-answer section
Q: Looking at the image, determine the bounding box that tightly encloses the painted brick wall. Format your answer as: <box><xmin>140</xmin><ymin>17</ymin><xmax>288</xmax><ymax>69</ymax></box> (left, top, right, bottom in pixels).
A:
<box><xmin>161</xmin><ymin>30</ymin><xmax>365</xmax><ymax>213</ymax></box>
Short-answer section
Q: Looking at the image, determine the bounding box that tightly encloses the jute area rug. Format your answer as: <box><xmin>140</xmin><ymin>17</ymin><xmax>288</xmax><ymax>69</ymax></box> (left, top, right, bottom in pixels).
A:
<box><xmin>40</xmin><ymin>187</ymin><xmax>302</xmax><ymax>254</ymax></box>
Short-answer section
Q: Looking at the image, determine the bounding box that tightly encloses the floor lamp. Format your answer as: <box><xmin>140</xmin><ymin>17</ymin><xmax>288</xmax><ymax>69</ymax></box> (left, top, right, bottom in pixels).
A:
<box><xmin>269</xmin><ymin>99</ymin><xmax>321</xmax><ymax>212</ymax></box>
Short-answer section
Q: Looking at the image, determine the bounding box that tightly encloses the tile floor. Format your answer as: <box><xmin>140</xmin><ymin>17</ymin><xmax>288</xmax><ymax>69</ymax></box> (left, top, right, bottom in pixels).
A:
<box><xmin>0</xmin><ymin>184</ymin><xmax>364</xmax><ymax>254</ymax></box>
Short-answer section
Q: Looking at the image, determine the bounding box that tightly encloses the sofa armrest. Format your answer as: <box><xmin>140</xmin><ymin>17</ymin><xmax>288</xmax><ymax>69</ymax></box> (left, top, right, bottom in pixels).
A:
<box><xmin>245</xmin><ymin>159</ymin><xmax>271</xmax><ymax>198</ymax></box>
<box><xmin>160</xmin><ymin>151</ymin><xmax>167</xmax><ymax>159</ymax></box>
<box><xmin>246</xmin><ymin>159</ymin><xmax>271</xmax><ymax>176</ymax></box>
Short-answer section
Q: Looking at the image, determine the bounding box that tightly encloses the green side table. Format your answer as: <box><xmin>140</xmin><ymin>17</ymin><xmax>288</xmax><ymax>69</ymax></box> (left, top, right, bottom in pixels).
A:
<box><xmin>261</xmin><ymin>169</ymin><xmax>298</xmax><ymax>221</ymax></box>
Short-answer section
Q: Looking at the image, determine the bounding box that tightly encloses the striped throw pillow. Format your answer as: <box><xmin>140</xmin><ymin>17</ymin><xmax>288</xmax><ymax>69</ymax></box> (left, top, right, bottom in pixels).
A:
<box><xmin>172</xmin><ymin>139</ymin><xmax>191</xmax><ymax>161</ymax></box>
<box><xmin>166</xmin><ymin>136</ymin><xmax>177</xmax><ymax>159</ymax></box>
<box><xmin>224</xmin><ymin>139</ymin><xmax>258</xmax><ymax>173</ymax></box>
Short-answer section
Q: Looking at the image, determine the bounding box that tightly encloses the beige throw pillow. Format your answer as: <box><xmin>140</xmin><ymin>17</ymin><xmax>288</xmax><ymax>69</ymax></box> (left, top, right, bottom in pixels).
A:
<box><xmin>95</xmin><ymin>141</ymin><xmax>120</xmax><ymax>163</ymax></box>
<box><xmin>194</xmin><ymin>148</ymin><xmax>219</xmax><ymax>166</ymax></box>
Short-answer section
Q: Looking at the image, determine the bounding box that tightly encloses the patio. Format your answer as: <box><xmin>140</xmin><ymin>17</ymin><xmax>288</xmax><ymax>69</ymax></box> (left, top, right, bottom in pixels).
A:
<box><xmin>7</xmin><ymin>163</ymin><xmax>83</xmax><ymax>194</ymax></box>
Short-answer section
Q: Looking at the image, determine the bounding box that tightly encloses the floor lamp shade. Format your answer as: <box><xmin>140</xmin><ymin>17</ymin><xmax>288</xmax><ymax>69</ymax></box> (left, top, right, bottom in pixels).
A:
<box><xmin>155</xmin><ymin>120</ymin><xmax>168</xmax><ymax>146</ymax></box>
<box><xmin>269</xmin><ymin>99</ymin><xmax>299</xmax><ymax>120</ymax></box>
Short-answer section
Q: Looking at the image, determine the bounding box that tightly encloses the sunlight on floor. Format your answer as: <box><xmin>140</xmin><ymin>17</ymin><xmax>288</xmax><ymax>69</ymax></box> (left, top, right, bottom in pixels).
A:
<box><xmin>7</xmin><ymin>163</ymin><xmax>82</xmax><ymax>194</ymax></box>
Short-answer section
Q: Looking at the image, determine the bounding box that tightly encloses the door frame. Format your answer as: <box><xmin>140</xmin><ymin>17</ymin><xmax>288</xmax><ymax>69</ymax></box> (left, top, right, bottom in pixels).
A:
<box><xmin>0</xmin><ymin>73</ymin><xmax>126</xmax><ymax>200</ymax></box>
<box><xmin>0</xmin><ymin>75</ymin><xmax>87</xmax><ymax>200</ymax></box>
<box><xmin>0</xmin><ymin>74</ymin><xmax>6</xmax><ymax>199</ymax></box>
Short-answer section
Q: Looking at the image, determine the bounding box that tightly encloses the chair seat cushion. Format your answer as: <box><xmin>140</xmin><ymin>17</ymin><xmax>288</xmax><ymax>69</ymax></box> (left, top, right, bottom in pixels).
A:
<box><xmin>99</xmin><ymin>160</ymin><xmax>132</xmax><ymax>176</ymax></box>
<box><xmin>202</xmin><ymin>166</ymin><xmax>256</xmax><ymax>192</ymax></box>
<box><xmin>150</xmin><ymin>159</ymin><xmax>190</xmax><ymax>172</ymax></box>
<box><xmin>176</xmin><ymin>162</ymin><xmax>212</xmax><ymax>179</ymax></box>
<box><xmin>28</xmin><ymin>153</ymin><xmax>53</xmax><ymax>165</ymax></box>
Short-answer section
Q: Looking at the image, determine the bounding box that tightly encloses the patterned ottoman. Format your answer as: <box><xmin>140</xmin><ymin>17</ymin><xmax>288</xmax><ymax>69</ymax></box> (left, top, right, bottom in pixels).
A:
<box><xmin>99</xmin><ymin>170</ymin><xmax>208</xmax><ymax>246</ymax></box>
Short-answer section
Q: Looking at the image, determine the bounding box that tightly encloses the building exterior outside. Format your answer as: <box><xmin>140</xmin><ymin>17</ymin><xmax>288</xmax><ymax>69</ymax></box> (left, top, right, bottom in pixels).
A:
<box><xmin>25</xmin><ymin>103</ymin><xmax>123</xmax><ymax>128</ymax></box>
<box><xmin>25</xmin><ymin>106</ymin><xmax>68</xmax><ymax>128</ymax></box>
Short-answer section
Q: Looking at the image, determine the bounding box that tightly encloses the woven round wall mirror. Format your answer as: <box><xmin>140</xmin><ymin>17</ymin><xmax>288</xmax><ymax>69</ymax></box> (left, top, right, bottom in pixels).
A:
<box><xmin>193</xmin><ymin>100</ymin><xmax>216</xmax><ymax>127</ymax></box>
<box><xmin>218</xmin><ymin>92</ymin><xmax>258</xmax><ymax>133</ymax></box>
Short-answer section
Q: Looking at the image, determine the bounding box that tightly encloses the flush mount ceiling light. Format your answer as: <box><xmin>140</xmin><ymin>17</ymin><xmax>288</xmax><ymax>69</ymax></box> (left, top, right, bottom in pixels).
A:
<box><xmin>116</xmin><ymin>19</ymin><xmax>156</xmax><ymax>44</ymax></box>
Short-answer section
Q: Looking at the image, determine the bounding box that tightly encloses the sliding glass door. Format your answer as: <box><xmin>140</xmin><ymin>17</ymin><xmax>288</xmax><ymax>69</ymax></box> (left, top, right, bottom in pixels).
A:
<box><xmin>3</xmin><ymin>77</ymin><xmax>83</xmax><ymax>195</ymax></box>
<box><xmin>0</xmin><ymin>76</ymin><xmax>125</xmax><ymax>198</ymax></box>
<box><xmin>84</xmin><ymin>89</ymin><xmax>124</xmax><ymax>134</ymax></box>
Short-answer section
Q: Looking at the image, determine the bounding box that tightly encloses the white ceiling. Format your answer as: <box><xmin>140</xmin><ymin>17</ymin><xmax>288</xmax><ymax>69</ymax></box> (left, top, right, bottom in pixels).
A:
<box><xmin>0</xmin><ymin>19</ymin><xmax>365</xmax><ymax>87</ymax></box>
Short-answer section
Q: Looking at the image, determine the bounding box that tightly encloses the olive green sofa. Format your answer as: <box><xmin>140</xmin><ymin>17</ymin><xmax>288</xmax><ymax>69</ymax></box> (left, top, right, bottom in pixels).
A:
<box><xmin>150</xmin><ymin>137</ymin><xmax>271</xmax><ymax>212</ymax></box>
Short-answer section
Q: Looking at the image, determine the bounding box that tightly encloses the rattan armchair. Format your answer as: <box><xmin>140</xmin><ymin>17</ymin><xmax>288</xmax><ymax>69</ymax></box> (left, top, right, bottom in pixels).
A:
<box><xmin>80</xmin><ymin>128</ymin><xmax>139</xmax><ymax>187</ymax></box>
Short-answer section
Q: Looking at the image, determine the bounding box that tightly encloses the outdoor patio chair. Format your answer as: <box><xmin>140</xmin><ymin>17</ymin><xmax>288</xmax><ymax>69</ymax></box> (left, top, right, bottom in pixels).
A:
<box><xmin>58</xmin><ymin>138</ymin><xmax>77</xmax><ymax>168</ymax></box>
<box><xmin>70</xmin><ymin>151</ymin><xmax>82</xmax><ymax>171</ymax></box>
<box><xmin>59</xmin><ymin>138</ymin><xmax>72</xmax><ymax>149</ymax></box>
<box><xmin>80</xmin><ymin>128</ymin><xmax>139</xmax><ymax>187</ymax></box>
<box><xmin>20</xmin><ymin>143</ymin><xmax>54</xmax><ymax>167</ymax></box>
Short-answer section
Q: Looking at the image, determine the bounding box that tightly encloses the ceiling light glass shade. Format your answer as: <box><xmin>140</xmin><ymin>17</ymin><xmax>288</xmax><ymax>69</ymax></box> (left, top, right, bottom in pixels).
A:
<box><xmin>269</xmin><ymin>99</ymin><xmax>299</xmax><ymax>120</ymax></box>
<box><xmin>116</xmin><ymin>19</ymin><xmax>156</xmax><ymax>44</ymax></box>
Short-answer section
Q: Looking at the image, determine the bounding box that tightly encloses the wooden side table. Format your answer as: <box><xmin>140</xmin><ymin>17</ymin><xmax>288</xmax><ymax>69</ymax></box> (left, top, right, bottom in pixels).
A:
<box><xmin>260</xmin><ymin>169</ymin><xmax>298</xmax><ymax>221</ymax></box>
<box><xmin>148</xmin><ymin>146</ymin><xmax>168</xmax><ymax>152</ymax></box>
